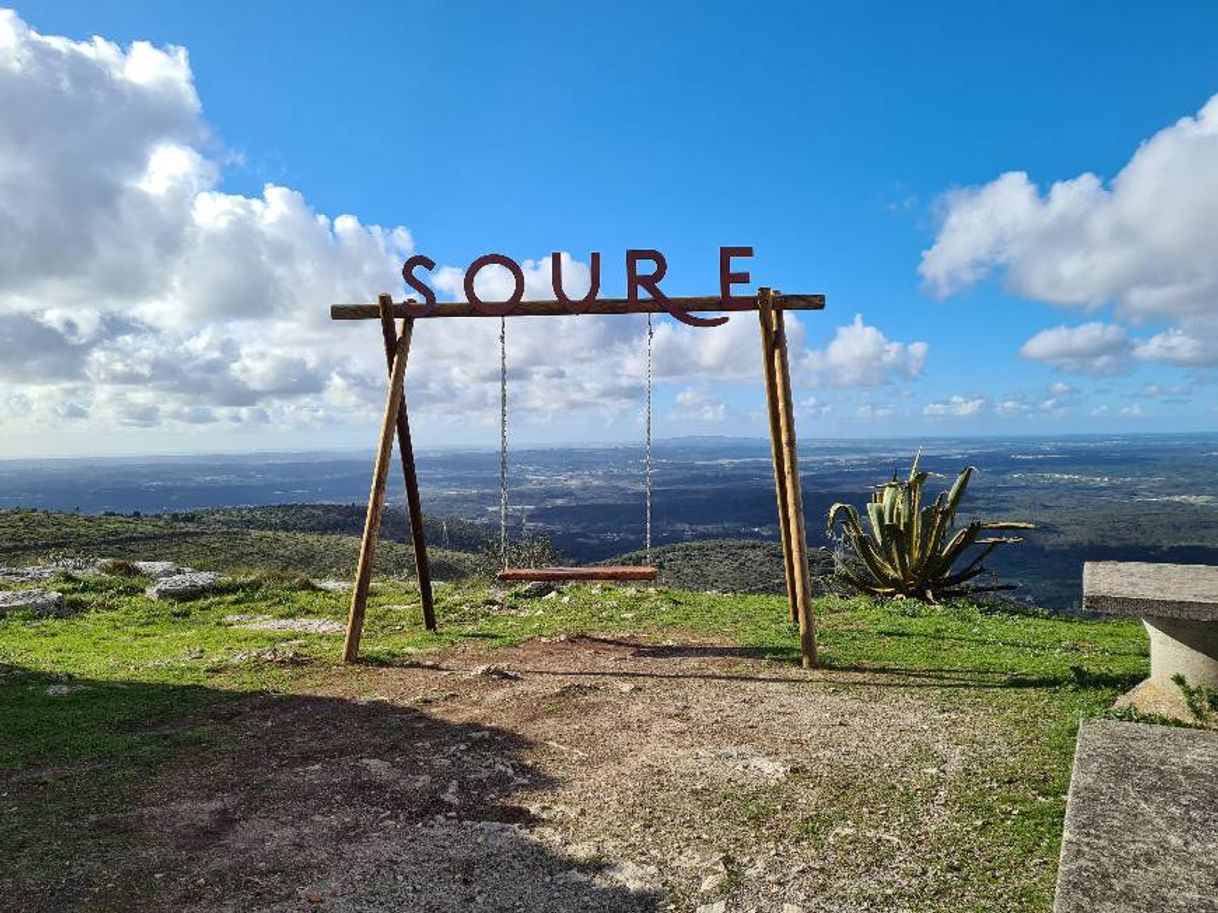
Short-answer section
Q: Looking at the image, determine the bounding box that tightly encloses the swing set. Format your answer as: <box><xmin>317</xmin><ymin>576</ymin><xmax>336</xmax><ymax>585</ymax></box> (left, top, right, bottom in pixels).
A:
<box><xmin>331</xmin><ymin>264</ymin><xmax>824</xmax><ymax>667</ymax></box>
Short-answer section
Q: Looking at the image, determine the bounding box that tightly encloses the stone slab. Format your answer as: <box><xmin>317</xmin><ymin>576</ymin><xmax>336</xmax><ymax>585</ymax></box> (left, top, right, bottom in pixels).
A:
<box><xmin>146</xmin><ymin>571</ymin><xmax>223</xmax><ymax>601</ymax></box>
<box><xmin>0</xmin><ymin>588</ymin><xmax>71</xmax><ymax>616</ymax></box>
<box><xmin>1054</xmin><ymin>719</ymin><xmax>1218</xmax><ymax>913</ymax></box>
<box><xmin>235</xmin><ymin>617</ymin><xmax>345</xmax><ymax>635</ymax></box>
<box><xmin>1083</xmin><ymin>561</ymin><xmax>1218</xmax><ymax>621</ymax></box>
<box><xmin>0</xmin><ymin>558</ymin><xmax>101</xmax><ymax>582</ymax></box>
<box><xmin>133</xmin><ymin>561</ymin><xmax>189</xmax><ymax>579</ymax></box>
<box><xmin>314</xmin><ymin>579</ymin><xmax>352</xmax><ymax>593</ymax></box>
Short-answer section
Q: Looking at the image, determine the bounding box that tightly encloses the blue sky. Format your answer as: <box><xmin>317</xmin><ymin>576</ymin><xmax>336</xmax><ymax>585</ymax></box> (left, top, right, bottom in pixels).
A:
<box><xmin>2</xmin><ymin>2</ymin><xmax>1217</xmax><ymax>455</ymax></box>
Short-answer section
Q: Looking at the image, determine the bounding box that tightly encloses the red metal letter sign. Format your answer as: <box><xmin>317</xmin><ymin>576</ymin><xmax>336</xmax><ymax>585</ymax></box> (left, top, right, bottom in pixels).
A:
<box><xmin>551</xmin><ymin>252</ymin><xmax>601</xmax><ymax>314</ymax></box>
<box><xmin>719</xmin><ymin>246</ymin><xmax>753</xmax><ymax>306</ymax></box>
<box><xmin>402</xmin><ymin>255</ymin><xmax>438</xmax><ymax>316</ymax></box>
<box><xmin>464</xmin><ymin>254</ymin><xmax>525</xmax><ymax>317</ymax></box>
<box><xmin>626</xmin><ymin>249</ymin><xmax>728</xmax><ymax>328</ymax></box>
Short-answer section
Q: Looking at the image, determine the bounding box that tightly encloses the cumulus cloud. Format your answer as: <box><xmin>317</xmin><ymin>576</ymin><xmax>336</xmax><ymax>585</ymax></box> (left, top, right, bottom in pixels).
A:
<box><xmin>994</xmin><ymin>398</ymin><xmax>1029</xmax><ymax>417</ymax></box>
<box><xmin>923</xmin><ymin>395</ymin><xmax>985</xmax><ymax>417</ymax></box>
<box><xmin>799</xmin><ymin>396</ymin><xmax>831</xmax><ymax>417</ymax></box>
<box><xmin>802</xmin><ymin>315</ymin><xmax>927</xmax><ymax>388</ymax></box>
<box><xmin>671</xmin><ymin>387</ymin><xmax>727</xmax><ymax>422</ymax></box>
<box><xmin>0</xmin><ymin>10</ymin><xmax>418</xmax><ymax>435</ymax></box>
<box><xmin>1018</xmin><ymin>322</ymin><xmax>1134</xmax><ymax>375</ymax></box>
<box><xmin>1140</xmin><ymin>382</ymin><xmax>1191</xmax><ymax>399</ymax></box>
<box><xmin>921</xmin><ymin>93</ymin><xmax>1218</xmax><ymax>368</ymax></box>
<box><xmin>855</xmin><ymin>402</ymin><xmax>896</xmax><ymax>420</ymax></box>
<box><xmin>993</xmin><ymin>379</ymin><xmax>1078</xmax><ymax>418</ymax></box>
<box><xmin>0</xmin><ymin>10</ymin><xmax>928</xmax><ymax>446</ymax></box>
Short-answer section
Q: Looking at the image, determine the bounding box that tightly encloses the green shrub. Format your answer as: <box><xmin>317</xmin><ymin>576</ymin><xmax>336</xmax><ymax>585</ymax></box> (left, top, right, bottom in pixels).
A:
<box><xmin>96</xmin><ymin>559</ymin><xmax>145</xmax><ymax>578</ymax></box>
<box><xmin>827</xmin><ymin>452</ymin><xmax>1033</xmax><ymax>602</ymax></box>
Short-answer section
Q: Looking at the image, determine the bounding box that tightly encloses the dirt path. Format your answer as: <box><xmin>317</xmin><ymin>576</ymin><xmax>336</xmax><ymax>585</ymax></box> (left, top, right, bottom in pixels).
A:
<box><xmin>25</xmin><ymin>635</ymin><xmax>1016</xmax><ymax>912</ymax></box>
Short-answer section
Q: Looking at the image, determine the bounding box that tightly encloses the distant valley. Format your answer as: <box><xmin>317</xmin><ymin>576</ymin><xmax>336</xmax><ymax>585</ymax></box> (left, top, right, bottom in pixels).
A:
<box><xmin>2</xmin><ymin>434</ymin><xmax>1216</xmax><ymax>611</ymax></box>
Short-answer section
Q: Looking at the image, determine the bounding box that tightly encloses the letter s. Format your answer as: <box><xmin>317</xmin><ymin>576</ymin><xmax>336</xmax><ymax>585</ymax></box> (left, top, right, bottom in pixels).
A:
<box><xmin>402</xmin><ymin>255</ymin><xmax>437</xmax><ymax>316</ymax></box>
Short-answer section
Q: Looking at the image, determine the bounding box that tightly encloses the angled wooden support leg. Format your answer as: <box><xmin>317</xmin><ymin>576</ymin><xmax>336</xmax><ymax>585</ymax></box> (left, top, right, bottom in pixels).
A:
<box><xmin>344</xmin><ymin>328</ymin><xmax>412</xmax><ymax>663</ymax></box>
<box><xmin>766</xmin><ymin>292</ymin><xmax>817</xmax><ymax>668</ymax></box>
<box><xmin>377</xmin><ymin>294</ymin><xmax>436</xmax><ymax>632</ymax></box>
<box><xmin>759</xmin><ymin>288</ymin><xmax>798</xmax><ymax>623</ymax></box>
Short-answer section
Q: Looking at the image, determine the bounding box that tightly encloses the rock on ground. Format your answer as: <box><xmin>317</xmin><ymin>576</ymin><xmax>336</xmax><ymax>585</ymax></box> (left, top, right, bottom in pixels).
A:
<box><xmin>314</xmin><ymin>579</ymin><xmax>352</xmax><ymax>593</ymax></box>
<box><xmin>0</xmin><ymin>588</ymin><xmax>71</xmax><ymax>616</ymax></box>
<box><xmin>0</xmin><ymin>558</ymin><xmax>101</xmax><ymax>583</ymax></box>
<box><xmin>133</xmin><ymin>561</ymin><xmax>188</xmax><ymax>579</ymax></box>
<box><xmin>146</xmin><ymin>572</ymin><xmax>224</xmax><ymax>601</ymax></box>
<box><xmin>236</xmin><ymin>618</ymin><xmax>346</xmax><ymax>635</ymax></box>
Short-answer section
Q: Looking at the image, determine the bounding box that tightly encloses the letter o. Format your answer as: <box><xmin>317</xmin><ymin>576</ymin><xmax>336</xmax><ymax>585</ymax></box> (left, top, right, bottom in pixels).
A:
<box><xmin>464</xmin><ymin>254</ymin><xmax>525</xmax><ymax>317</ymax></box>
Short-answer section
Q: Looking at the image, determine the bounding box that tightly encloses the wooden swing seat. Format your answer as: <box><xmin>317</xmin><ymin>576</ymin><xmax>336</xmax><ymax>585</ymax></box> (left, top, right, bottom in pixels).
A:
<box><xmin>497</xmin><ymin>565</ymin><xmax>658</xmax><ymax>582</ymax></box>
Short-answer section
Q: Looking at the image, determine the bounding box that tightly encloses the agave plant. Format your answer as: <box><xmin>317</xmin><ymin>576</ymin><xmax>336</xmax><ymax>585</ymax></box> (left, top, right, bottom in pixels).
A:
<box><xmin>826</xmin><ymin>453</ymin><xmax>1033</xmax><ymax>601</ymax></box>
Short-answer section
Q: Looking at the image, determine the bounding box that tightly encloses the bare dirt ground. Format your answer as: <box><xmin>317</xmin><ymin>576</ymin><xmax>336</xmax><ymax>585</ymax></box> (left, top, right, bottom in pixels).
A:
<box><xmin>22</xmin><ymin>635</ymin><xmax>1018</xmax><ymax>913</ymax></box>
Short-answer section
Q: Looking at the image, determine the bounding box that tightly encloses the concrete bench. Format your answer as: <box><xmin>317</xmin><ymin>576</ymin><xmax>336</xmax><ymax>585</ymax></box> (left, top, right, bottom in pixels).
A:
<box><xmin>1054</xmin><ymin>719</ymin><xmax>1218</xmax><ymax>912</ymax></box>
<box><xmin>1083</xmin><ymin>561</ymin><xmax>1218</xmax><ymax>720</ymax></box>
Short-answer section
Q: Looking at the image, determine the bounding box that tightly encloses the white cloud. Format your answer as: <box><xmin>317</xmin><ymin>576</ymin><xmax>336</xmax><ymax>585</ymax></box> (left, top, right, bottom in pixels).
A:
<box><xmin>1140</xmin><ymin>382</ymin><xmax>1191</xmax><ymax>399</ymax></box>
<box><xmin>923</xmin><ymin>395</ymin><xmax>985</xmax><ymax>417</ymax></box>
<box><xmin>672</xmin><ymin>387</ymin><xmax>727</xmax><ymax>422</ymax></box>
<box><xmin>1134</xmin><ymin>327</ymin><xmax>1212</xmax><ymax>367</ymax></box>
<box><xmin>855</xmin><ymin>402</ymin><xmax>896</xmax><ymax>420</ymax></box>
<box><xmin>0</xmin><ymin>11</ymin><xmax>419</xmax><ymax>438</ymax></box>
<box><xmin>1018</xmin><ymin>322</ymin><xmax>1134</xmax><ymax>375</ymax></box>
<box><xmin>994</xmin><ymin>379</ymin><xmax>1079</xmax><ymax>417</ymax></box>
<box><xmin>0</xmin><ymin>10</ymin><xmax>930</xmax><ymax>449</ymax></box>
<box><xmin>799</xmin><ymin>396</ymin><xmax>831</xmax><ymax>417</ymax></box>
<box><xmin>802</xmin><ymin>315</ymin><xmax>927</xmax><ymax>388</ymax></box>
<box><xmin>921</xmin><ymin>93</ymin><xmax>1218</xmax><ymax>367</ymax></box>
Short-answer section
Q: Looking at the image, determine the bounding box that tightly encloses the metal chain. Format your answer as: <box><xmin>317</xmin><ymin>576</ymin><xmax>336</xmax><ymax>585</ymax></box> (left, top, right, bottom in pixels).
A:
<box><xmin>645</xmin><ymin>312</ymin><xmax>654</xmax><ymax>563</ymax></box>
<box><xmin>499</xmin><ymin>316</ymin><xmax>509</xmax><ymax>570</ymax></box>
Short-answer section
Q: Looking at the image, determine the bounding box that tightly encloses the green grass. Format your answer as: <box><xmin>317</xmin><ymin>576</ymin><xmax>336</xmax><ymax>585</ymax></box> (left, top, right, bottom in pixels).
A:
<box><xmin>1</xmin><ymin>562</ymin><xmax>1151</xmax><ymax>911</ymax></box>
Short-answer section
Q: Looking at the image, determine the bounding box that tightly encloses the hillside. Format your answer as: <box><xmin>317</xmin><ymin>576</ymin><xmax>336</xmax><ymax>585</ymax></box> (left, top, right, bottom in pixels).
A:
<box><xmin>613</xmin><ymin>538</ymin><xmax>838</xmax><ymax>594</ymax></box>
<box><xmin>0</xmin><ymin>508</ymin><xmax>483</xmax><ymax>581</ymax></box>
<box><xmin>3</xmin><ymin>507</ymin><xmax>840</xmax><ymax>595</ymax></box>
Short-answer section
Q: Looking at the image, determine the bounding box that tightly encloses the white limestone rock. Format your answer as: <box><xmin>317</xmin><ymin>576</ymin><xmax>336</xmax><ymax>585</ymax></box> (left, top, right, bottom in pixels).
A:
<box><xmin>145</xmin><ymin>572</ymin><xmax>224</xmax><ymax>601</ymax></box>
<box><xmin>0</xmin><ymin>588</ymin><xmax>71</xmax><ymax>616</ymax></box>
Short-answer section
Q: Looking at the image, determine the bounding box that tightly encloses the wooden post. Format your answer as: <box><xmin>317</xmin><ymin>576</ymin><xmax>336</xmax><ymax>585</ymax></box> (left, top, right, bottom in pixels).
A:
<box><xmin>766</xmin><ymin>293</ymin><xmax>817</xmax><ymax>668</ymax></box>
<box><xmin>344</xmin><ymin>330</ymin><xmax>412</xmax><ymax>663</ymax></box>
<box><xmin>377</xmin><ymin>294</ymin><xmax>436</xmax><ymax>632</ymax></box>
<box><xmin>758</xmin><ymin>289</ymin><xmax>798</xmax><ymax>622</ymax></box>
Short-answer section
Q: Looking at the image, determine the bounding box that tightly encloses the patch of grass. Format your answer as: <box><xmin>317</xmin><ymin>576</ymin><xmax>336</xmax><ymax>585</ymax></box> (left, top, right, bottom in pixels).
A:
<box><xmin>95</xmin><ymin>558</ymin><xmax>145</xmax><ymax>577</ymax></box>
<box><xmin>1172</xmin><ymin>672</ymin><xmax>1218</xmax><ymax>723</ymax></box>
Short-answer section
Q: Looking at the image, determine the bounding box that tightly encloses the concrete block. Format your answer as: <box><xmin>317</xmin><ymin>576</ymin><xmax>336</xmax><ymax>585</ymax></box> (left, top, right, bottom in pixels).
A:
<box><xmin>1055</xmin><ymin>719</ymin><xmax>1218</xmax><ymax>913</ymax></box>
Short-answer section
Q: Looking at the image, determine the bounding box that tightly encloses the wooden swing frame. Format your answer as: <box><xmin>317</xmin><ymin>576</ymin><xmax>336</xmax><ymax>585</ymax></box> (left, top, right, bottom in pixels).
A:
<box><xmin>331</xmin><ymin>287</ymin><xmax>823</xmax><ymax>667</ymax></box>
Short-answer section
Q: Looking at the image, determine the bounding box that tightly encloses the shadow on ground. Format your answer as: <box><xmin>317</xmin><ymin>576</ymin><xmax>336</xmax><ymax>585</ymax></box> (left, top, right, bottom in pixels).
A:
<box><xmin>0</xmin><ymin>668</ymin><xmax>662</xmax><ymax>913</ymax></box>
<box><xmin>498</xmin><ymin>634</ymin><xmax>1145</xmax><ymax>692</ymax></box>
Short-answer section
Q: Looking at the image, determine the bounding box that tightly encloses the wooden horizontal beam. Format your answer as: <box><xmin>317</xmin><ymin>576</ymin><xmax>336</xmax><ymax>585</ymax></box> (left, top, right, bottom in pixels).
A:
<box><xmin>331</xmin><ymin>293</ymin><xmax>824</xmax><ymax>321</ymax></box>
<box><xmin>496</xmin><ymin>565</ymin><xmax>659</xmax><ymax>582</ymax></box>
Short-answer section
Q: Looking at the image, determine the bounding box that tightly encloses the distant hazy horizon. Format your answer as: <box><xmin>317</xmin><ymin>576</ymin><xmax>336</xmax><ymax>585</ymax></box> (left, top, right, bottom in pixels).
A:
<box><xmin>4</xmin><ymin>430</ymin><xmax>1217</xmax><ymax>466</ymax></box>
